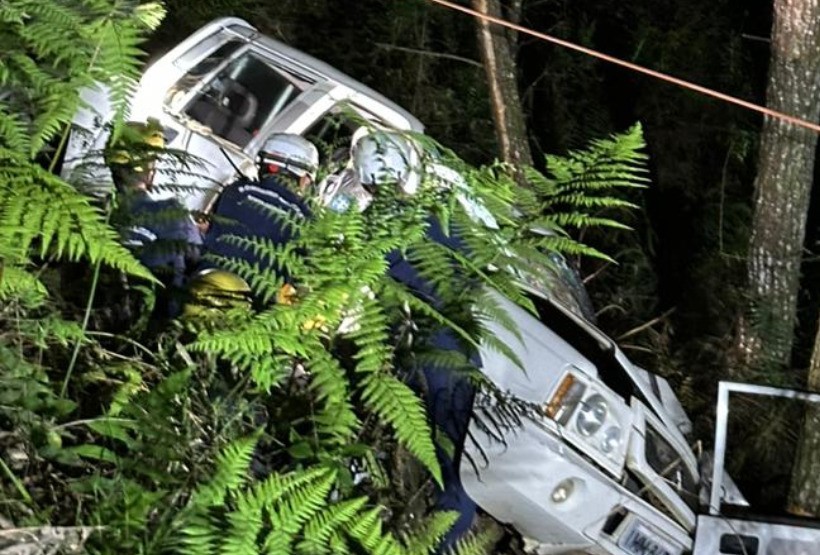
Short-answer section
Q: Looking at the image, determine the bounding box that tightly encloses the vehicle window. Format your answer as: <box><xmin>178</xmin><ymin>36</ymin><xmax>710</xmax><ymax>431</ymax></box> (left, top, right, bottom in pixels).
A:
<box><xmin>304</xmin><ymin>103</ymin><xmax>387</xmax><ymax>168</ymax></box>
<box><xmin>645</xmin><ymin>423</ymin><xmax>699</xmax><ymax>510</ymax></box>
<box><xmin>304</xmin><ymin>111</ymin><xmax>362</xmax><ymax>167</ymax></box>
<box><xmin>719</xmin><ymin>390</ymin><xmax>808</xmax><ymax>519</ymax></box>
<box><xmin>165</xmin><ymin>40</ymin><xmax>244</xmax><ymax>108</ymax></box>
<box><xmin>183</xmin><ymin>52</ymin><xmax>302</xmax><ymax>148</ymax></box>
<box><xmin>187</xmin><ymin>40</ymin><xmax>244</xmax><ymax>78</ymax></box>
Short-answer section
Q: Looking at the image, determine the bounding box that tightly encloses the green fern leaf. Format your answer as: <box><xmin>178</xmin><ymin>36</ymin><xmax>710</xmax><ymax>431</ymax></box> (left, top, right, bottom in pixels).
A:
<box><xmin>359</xmin><ymin>372</ymin><xmax>441</xmax><ymax>485</ymax></box>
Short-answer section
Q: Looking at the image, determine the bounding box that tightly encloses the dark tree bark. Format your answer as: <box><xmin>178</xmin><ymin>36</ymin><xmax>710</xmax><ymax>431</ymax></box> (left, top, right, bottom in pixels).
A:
<box><xmin>739</xmin><ymin>0</ymin><xmax>820</xmax><ymax>517</ymax></box>
<box><xmin>736</xmin><ymin>0</ymin><xmax>820</xmax><ymax>369</ymax></box>
<box><xmin>789</xmin><ymin>316</ymin><xmax>820</xmax><ymax>515</ymax></box>
<box><xmin>472</xmin><ymin>0</ymin><xmax>533</xmax><ymax>170</ymax></box>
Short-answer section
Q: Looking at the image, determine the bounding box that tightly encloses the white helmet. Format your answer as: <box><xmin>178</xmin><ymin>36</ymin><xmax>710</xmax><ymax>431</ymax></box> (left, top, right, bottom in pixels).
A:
<box><xmin>352</xmin><ymin>130</ymin><xmax>421</xmax><ymax>195</ymax></box>
<box><xmin>257</xmin><ymin>133</ymin><xmax>319</xmax><ymax>180</ymax></box>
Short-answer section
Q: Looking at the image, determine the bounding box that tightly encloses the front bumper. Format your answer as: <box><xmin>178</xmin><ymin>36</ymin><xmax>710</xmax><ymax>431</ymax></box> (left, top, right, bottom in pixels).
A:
<box><xmin>460</xmin><ymin>415</ymin><xmax>692</xmax><ymax>555</ymax></box>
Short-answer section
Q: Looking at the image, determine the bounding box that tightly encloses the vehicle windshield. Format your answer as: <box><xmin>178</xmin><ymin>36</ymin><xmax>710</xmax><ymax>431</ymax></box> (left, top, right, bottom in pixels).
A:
<box><xmin>645</xmin><ymin>422</ymin><xmax>699</xmax><ymax>511</ymax></box>
<box><xmin>183</xmin><ymin>51</ymin><xmax>302</xmax><ymax>148</ymax></box>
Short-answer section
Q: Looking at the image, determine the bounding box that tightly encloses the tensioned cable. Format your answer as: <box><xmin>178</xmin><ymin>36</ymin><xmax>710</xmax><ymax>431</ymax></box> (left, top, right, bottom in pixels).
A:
<box><xmin>429</xmin><ymin>0</ymin><xmax>820</xmax><ymax>134</ymax></box>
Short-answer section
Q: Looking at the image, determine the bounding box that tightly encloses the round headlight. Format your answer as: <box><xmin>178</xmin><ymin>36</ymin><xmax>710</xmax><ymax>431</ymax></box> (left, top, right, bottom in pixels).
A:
<box><xmin>576</xmin><ymin>394</ymin><xmax>608</xmax><ymax>436</ymax></box>
<box><xmin>600</xmin><ymin>425</ymin><xmax>622</xmax><ymax>454</ymax></box>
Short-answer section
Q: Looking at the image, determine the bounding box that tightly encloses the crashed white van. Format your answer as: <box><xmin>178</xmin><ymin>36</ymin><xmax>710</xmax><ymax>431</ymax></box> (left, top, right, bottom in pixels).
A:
<box><xmin>466</xmin><ymin>291</ymin><xmax>698</xmax><ymax>555</ymax></box>
<box><xmin>465</xmin><ymin>291</ymin><xmax>820</xmax><ymax>555</ymax></box>
<box><xmin>61</xmin><ymin>17</ymin><xmax>422</xmax><ymax>212</ymax></box>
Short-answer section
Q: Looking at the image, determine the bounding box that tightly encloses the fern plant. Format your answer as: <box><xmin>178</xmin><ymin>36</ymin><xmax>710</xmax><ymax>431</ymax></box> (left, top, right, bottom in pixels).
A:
<box><xmin>0</xmin><ymin>0</ymin><xmax>166</xmax><ymax>315</ymax></box>
<box><xmin>175</xmin><ymin>437</ymin><xmax>490</xmax><ymax>555</ymax></box>
<box><xmin>0</xmin><ymin>0</ymin><xmax>169</xmax><ymax>548</ymax></box>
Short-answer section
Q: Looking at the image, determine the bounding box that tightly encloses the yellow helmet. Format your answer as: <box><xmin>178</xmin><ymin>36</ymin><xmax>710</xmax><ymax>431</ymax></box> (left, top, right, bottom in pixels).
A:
<box><xmin>182</xmin><ymin>268</ymin><xmax>253</xmax><ymax>318</ymax></box>
<box><xmin>104</xmin><ymin>118</ymin><xmax>166</xmax><ymax>170</ymax></box>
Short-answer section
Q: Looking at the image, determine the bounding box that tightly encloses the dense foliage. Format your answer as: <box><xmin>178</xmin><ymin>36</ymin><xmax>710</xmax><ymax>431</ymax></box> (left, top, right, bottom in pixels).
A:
<box><xmin>0</xmin><ymin>1</ymin><xmax>652</xmax><ymax>553</ymax></box>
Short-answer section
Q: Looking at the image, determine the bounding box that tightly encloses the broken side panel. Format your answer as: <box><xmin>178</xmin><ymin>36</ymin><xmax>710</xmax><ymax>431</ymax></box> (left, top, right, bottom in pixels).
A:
<box><xmin>696</xmin><ymin>381</ymin><xmax>820</xmax><ymax>555</ymax></box>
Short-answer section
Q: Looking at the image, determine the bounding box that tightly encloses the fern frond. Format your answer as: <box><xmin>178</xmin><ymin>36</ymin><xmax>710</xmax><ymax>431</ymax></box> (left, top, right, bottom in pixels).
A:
<box><xmin>1</xmin><ymin>0</ymin><xmax>161</xmax><ymax>155</ymax></box>
<box><xmin>249</xmin><ymin>466</ymin><xmax>332</xmax><ymax>513</ymax></box>
<box><xmin>0</xmin><ymin>265</ymin><xmax>48</xmax><ymax>307</ymax></box>
<box><xmin>0</xmin><ymin>151</ymin><xmax>152</xmax><ymax>278</ymax></box>
<box><xmin>346</xmin><ymin>507</ymin><xmax>403</xmax><ymax>555</ymax></box>
<box><xmin>359</xmin><ymin>372</ymin><xmax>441</xmax><ymax>485</ymax></box>
<box><xmin>307</xmin><ymin>350</ymin><xmax>359</xmax><ymax>443</ymax></box>
<box><xmin>535</xmin><ymin>213</ymin><xmax>632</xmax><ymax>231</ymax></box>
<box><xmin>413</xmin><ymin>349</ymin><xmax>473</xmax><ymax>373</ymax></box>
<box><xmin>475</xmin><ymin>327</ymin><xmax>524</xmax><ymax>372</ymax></box>
<box><xmin>387</xmin><ymin>284</ymin><xmax>479</xmax><ymax>351</ymax></box>
<box><xmin>401</xmin><ymin>511</ymin><xmax>459</xmax><ymax>555</ymax></box>
<box><xmin>192</xmin><ymin>435</ymin><xmax>258</xmax><ymax>507</ymax></box>
<box><xmin>445</xmin><ymin>526</ymin><xmax>500</xmax><ymax>555</ymax></box>
<box><xmin>222</xmin><ymin>497</ymin><xmax>264</xmax><ymax>555</ymax></box>
<box><xmin>550</xmin><ymin>192</ymin><xmax>638</xmax><ymax>209</ymax></box>
<box><xmin>346</xmin><ymin>296</ymin><xmax>393</xmax><ymax>374</ymax></box>
<box><xmin>297</xmin><ymin>496</ymin><xmax>369</xmax><ymax>554</ymax></box>
<box><xmin>266</xmin><ymin>468</ymin><xmax>336</xmax><ymax>541</ymax></box>
<box><xmin>472</xmin><ymin>289</ymin><xmax>523</xmax><ymax>342</ymax></box>
<box><xmin>0</xmin><ymin>108</ymin><xmax>31</xmax><ymax>153</ymax></box>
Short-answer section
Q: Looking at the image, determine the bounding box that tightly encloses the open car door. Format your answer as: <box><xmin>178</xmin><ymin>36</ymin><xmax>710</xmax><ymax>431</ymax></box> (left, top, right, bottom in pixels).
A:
<box><xmin>694</xmin><ymin>381</ymin><xmax>820</xmax><ymax>555</ymax></box>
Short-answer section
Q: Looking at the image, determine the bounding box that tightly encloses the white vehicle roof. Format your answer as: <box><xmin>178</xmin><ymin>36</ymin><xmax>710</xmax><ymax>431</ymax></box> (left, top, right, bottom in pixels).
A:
<box><xmin>63</xmin><ymin>17</ymin><xmax>424</xmax><ymax>211</ymax></box>
<box><xmin>220</xmin><ymin>20</ymin><xmax>423</xmax><ymax>131</ymax></box>
<box><xmin>152</xmin><ymin>17</ymin><xmax>423</xmax><ymax>133</ymax></box>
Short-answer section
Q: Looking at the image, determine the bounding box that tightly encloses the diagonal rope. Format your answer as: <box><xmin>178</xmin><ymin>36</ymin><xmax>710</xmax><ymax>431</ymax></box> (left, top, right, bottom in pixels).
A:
<box><xmin>429</xmin><ymin>0</ymin><xmax>820</xmax><ymax>134</ymax></box>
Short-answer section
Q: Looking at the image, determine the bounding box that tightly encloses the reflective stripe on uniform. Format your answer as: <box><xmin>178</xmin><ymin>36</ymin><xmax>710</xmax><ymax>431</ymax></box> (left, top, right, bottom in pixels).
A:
<box><xmin>238</xmin><ymin>184</ymin><xmax>307</xmax><ymax>218</ymax></box>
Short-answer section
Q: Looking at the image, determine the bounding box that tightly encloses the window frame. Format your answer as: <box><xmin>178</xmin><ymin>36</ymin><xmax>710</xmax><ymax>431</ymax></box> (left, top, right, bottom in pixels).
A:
<box><xmin>168</xmin><ymin>42</ymin><xmax>320</xmax><ymax>152</ymax></box>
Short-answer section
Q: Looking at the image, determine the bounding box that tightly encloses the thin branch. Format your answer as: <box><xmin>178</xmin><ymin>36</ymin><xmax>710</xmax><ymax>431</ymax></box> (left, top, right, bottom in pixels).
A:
<box><xmin>741</xmin><ymin>33</ymin><xmax>770</xmax><ymax>43</ymax></box>
<box><xmin>374</xmin><ymin>42</ymin><xmax>483</xmax><ymax>69</ymax></box>
<box><xmin>582</xmin><ymin>260</ymin><xmax>612</xmax><ymax>285</ymax></box>
<box><xmin>86</xmin><ymin>330</ymin><xmax>156</xmax><ymax>359</ymax></box>
<box><xmin>616</xmin><ymin>307</ymin><xmax>676</xmax><ymax>342</ymax></box>
<box><xmin>619</xmin><ymin>344</ymin><xmax>656</xmax><ymax>354</ymax></box>
<box><xmin>594</xmin><ymin>303</ymin><xmax>627</xmax><ymax>319</ymax></box>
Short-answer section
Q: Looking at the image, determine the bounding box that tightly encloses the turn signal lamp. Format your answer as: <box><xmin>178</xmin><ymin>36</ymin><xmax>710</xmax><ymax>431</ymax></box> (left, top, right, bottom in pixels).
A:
<box><xmin>544</xmin><ymin>372</ymin><xmax>586</xmax><ymax>425</ymax></box>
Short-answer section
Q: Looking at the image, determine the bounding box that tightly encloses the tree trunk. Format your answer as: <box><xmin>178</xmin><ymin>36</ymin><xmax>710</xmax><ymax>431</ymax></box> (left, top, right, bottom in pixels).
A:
<box><xmin>736</xmin><ymin>0</ymin><xmax>820</xmax><ymax>371</ymax></box>
<box><xmin>471</xmin><ymin>0</ymin><xmax>533</xmax><ymax>170</ymax></box>
<box><xmin>789</xmin><ymin>316</ymin><xmax>820</xmax><ymax>515</ymax></box>
<box><xmin>745</xmin><ymin>0</ymin><xmax>820</xmax><ymax>517</ymax></box>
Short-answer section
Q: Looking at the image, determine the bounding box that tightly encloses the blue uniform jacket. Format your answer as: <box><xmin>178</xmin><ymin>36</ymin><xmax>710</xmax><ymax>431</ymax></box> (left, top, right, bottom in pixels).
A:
<box><xmin>387</xmin><ymin>216</ymin><xmax>478</xmax><ymax>551</ymax></box>
<box><xmin>202</xmin><ymin>176</ymin><xmax>309</xmax><ymax>279</ymax></box>
<box><xmin>120</xmin><ymin>193</ymin><xmax>202</xmax><ymax>288</ymax></box>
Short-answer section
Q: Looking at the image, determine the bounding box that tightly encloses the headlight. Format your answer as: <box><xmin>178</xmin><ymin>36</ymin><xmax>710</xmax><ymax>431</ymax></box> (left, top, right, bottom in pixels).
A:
<box><xmin>576</xmin><ymin>394</ymin><xmax>608</xmax><ymax>436</ymax></box>
<box><xmin>544</xmin><ymin>373</ymin><xmax>587</xmax><ymax>425</ymax></box>
<box><xmin>547</xmin><ymin>376</ymin><xmax>627</xmax><ymax>461</ymax></box>
<box><xmin>600</xmin><ymin>425</ymin><xmax>622</xmax><ymax>454</ymax></box>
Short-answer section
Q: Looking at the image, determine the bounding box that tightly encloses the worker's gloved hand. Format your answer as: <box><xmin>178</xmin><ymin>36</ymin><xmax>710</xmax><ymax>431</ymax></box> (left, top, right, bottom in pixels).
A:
<box><xmin>276</xmin><ymin>283</ymin><xmax>328</xmax><ymax>332</ymax></box>
<box><xmin>277</xmin><ymin>283</ymin><xmax>299</xmax><ymax>305</ymax></box>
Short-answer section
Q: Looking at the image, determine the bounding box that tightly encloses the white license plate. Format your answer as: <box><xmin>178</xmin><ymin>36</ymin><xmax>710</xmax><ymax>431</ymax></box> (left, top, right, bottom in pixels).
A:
<box><xmin>618</xmin><ymin>520</ymin><xmax>674</xmax><ymax>555</ymax></box>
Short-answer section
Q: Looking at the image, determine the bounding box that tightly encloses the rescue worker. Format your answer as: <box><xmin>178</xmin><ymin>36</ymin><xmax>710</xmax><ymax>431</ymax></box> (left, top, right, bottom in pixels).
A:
<box><xmin>318</xmin><ymin>126</ymin><xmax>374</xmax><ymax>213</ymax></box>
<box><xmin>200</xmin><ymin>133</ymin><xmax>319</xmax><ymax>285</ymax></box>
<box><xmin>104</xmin><ymin>119</ymin><xmax>202</xmax><ymax>316</ymax></box>
<box><xmin>351</xmin><ymin>130</ymin><xmax>479</xmax><ymax>551</ymax></box>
